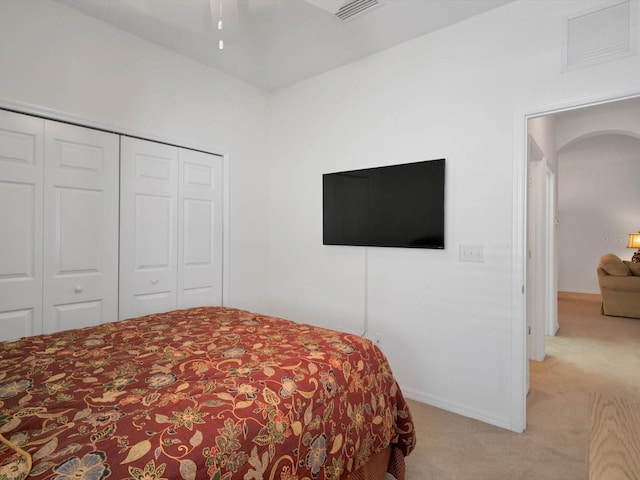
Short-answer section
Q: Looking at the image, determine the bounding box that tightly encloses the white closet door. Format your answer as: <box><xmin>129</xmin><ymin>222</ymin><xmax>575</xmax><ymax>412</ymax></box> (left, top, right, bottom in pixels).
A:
<box><xmin>178</xmin><ymin>149</ymin><xmax>223</xmax><ymax>308</ymax></box>
<box><xmin>43</xmin><ymin>121</ymin><xmax>119</xmax><ymax>333</ymax></box>
<box><xmin>0</xmin><ymin>111</ymin><xmax>44</xmax><ymax>341</ymax></box>
<box><xmin>120</xmin><ymin>137</ymin><xmax>178</xmax><ymax>320</ymax></box>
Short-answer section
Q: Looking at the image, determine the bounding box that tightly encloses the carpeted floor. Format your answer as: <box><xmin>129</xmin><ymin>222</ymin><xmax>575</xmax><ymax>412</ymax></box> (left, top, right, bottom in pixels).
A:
<box><xmin>402</xmin><ymin>293</ymin><xmax>640</xmax><ymax>479</ymax></box>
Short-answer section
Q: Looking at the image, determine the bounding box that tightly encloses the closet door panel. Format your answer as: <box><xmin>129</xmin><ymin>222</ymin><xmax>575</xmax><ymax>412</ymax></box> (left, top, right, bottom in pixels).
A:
<box><xmin>135</xmin><ymin>194</ymin><xmax>173</xmax><ymax>269</ymax></box>
<box><xmin>178</xmin><ymin>149</ymin><xmax>223</xmax><ymax>308</ymax></box>
<box><xmin>131</xmin><ymin>291</ymin><xmax>175</xmax><ymax>317</ymax></box>
<box><xmin>0</xmin><ymin>310</ymin><xmax>35</xmax><ymax>342</ymax></box>
<box><xmin>120</xmin><ymin>137</ymin><xmax>178</xmax><ymax>320</ymax></box>
<box><xmin>0</xmin><ymin>183</ymin><xmax>37</xmax><ymax>284</ymax></box>
<box><xmin>52</xmin><ymin>301</ymin><xmax>103</xmax><ymax>332</ymax></box>
<box><xmin>0</xmin><ymin>111</ymin><xmax>44</xmax><ymax>340</ymax></box>
<box><xmin>43</xmin><ymin>121</ymin><xmax>119</xmax><ymax>333</ymax></box>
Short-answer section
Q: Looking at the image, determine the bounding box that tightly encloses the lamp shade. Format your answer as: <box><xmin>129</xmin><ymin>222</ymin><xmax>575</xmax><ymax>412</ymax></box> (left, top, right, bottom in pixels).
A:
<box><xmin>627</xmin><ymin>232</ymin><xmax>640</xmax><ymax>249</ymax></box>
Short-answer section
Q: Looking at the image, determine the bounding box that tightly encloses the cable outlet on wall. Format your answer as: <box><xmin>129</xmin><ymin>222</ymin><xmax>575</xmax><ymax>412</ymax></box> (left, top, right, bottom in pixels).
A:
<box><xmin>459</xmin><ymin>245</ymin><xmax>484</xmax><ymax>262</ymax></box>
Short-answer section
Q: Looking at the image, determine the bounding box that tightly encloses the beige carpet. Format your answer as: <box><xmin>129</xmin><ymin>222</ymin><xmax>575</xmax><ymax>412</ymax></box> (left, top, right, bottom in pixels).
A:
<box><xmin>402</xmin><ymin>293</ymin><xmax>640</xmax><ymax>479</ymax></box>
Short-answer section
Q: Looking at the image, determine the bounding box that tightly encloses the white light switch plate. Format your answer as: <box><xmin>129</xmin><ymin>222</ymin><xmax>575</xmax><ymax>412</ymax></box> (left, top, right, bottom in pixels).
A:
<box><xmin>459</xmin><ymin>245</ymin><xmax>484</xmax><ymax>262</ymax></box>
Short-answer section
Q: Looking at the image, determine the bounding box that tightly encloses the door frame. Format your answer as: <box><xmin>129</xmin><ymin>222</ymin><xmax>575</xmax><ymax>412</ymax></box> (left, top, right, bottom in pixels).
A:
<box><xmin>512</xmin><ymin>86</ymin><xmax>640</xmax><ymax>433</ymax></box>
<box><xmin>526</xmin><ymin>135</ymin><xmax>546</xmax><ymax>366</ymax></box>
<box><xmin>0</xmin><ymin>96</ymin><xmax>231</xmax><ymax>308</ymax></box>
<box><xmin>545</xmin><ymin>167</ymin><xmax>559</xmax><ymax>337</ymax></box>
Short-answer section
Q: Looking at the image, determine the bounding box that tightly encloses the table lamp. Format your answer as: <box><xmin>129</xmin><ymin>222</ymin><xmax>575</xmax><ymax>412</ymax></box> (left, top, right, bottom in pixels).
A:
<box><xmin>627</xmin><ymin>231</ymin><xmax>640</xmax><ymax>263</ymax></box>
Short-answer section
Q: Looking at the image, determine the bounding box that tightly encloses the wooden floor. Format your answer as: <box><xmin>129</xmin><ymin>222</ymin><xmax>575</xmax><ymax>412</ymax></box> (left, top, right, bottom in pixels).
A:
<box><xmin>589</xmin><ymin>391</ymin><xmax>640</xmax><ymax>479</ymax></box>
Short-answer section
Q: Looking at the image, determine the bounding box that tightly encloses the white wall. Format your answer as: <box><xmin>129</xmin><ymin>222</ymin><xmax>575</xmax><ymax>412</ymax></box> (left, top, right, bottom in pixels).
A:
<box><xmin>554</xmin><ymin>98</ymin><xmax>640</xmax><ymax>293</ymax></box>
<box><xmin>0</xmin><ymin>0</ymin><xmax>271</xmax><ymax>312</ymax></box>
<box><xmin>268</xmin><ymin>0</ymin><xmax>640</xmax><ymax>430</ymax></box>
<box><xmin>555</xmin><ymin>97</ymin><xmax>640</xmax><ymax>149</ymax></box>
<box><xmin>557</xmin><ymin>134</ymin><xmax>640</xmax><ymax>293</ymax></box>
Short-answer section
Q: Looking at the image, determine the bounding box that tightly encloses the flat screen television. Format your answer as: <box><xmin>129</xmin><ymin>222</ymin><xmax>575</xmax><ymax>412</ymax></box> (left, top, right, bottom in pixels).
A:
<box><xmin>323</xmin><ymin>158</ymin><xmax>445</xmax><ymax>249</ymax></box>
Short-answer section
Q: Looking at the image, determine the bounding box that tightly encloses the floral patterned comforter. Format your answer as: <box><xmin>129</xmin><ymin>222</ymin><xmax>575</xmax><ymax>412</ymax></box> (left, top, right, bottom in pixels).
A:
<box><xmin>0</xmin><ymin>307</ymin><xmax>415</xmax><ymax>480</ymax></box>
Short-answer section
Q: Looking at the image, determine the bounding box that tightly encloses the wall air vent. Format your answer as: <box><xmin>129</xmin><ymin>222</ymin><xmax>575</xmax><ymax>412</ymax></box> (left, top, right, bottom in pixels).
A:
<box><xmin>563</xmin><ymin>0</ymin><xmax>638</xmax><ymax>71</ymax></box>
<box><xmin>335</xmin><ymin>0</ymin><xmax>382</xmax><ymax>21</ymax></box>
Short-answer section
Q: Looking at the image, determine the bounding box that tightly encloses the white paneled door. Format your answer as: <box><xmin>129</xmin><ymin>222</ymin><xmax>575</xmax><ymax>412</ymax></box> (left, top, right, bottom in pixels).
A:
<box><xmin>120</xmin><ymin>137</ymin><xmax>179</xmax><ymax>318</ymax></box>
<box><xmin>119</xmin><ymin>137</ymin><xmax>223</xmax><ymax>320</ymax></box>
<box><xmin>0</xmin><ymin>111</ymin><xmax>44</xmax><ymax>340</ymax></box>
<box><xmin>0</xmin><ymin>112</ymin><xmax>119</xmax><ymax>341</ymax></box>
<box><xmin>0</xmin><ymin>110</ymin><xmax>224</xmax><ymax>340</ymax></box>
<box><xmin>178</xmin><ymin>148</ymin><xmax>223</xmax><ymax>308</ymax></box>
<box><xmin>43</xmin><ymin>121</ymin><xmax>119</xmax><ymax>333</ymax></box>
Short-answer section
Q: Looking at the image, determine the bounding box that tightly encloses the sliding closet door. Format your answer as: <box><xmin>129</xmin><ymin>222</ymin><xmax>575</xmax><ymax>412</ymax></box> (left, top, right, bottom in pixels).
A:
<box><xmin>119</xmin><ymin>137</ymin><xmax>179</xmax><ymax>319</ymax></box>
<box><xmin>43</xmin><ymin>121</ymin><xmax>119</xmax><ymax>333</ymax></box>
<box><xmin>178</xmin><ymin>149</ymin><xmax>223</xmax><ymax>308</ymax></box>
<box><xmin>0</xmin><ymin>111</ymin><xmax>44</xmax><ymax>341</ymax></box>
<box><xmin>120</xmin><ymin>137</ymin><xmax>223</xmax><ymax>320</ymax></box>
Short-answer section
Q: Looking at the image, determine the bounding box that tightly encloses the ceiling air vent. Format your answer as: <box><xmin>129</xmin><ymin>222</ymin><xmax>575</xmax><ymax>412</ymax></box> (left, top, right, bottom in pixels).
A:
<box><xmin>335</xmin><ymin>0</ymin><xmax>382</xmax><ymax>22</ymax></box>
<box><xmin>304</xmin><ymin>0</ymin><xmax>384</xmax><ymax>22</ymax></box>
<box><xmin>562</xmin><ymin>0</ymin><xmax>638</xmax><ymax>71</ymax></box>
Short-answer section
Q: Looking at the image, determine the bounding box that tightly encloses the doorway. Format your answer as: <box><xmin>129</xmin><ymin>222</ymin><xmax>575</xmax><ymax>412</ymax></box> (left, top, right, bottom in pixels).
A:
<box><xmin>523</xmin><ymin>93</ymin><xmax>640</xmax><ymax>427</ymax></box>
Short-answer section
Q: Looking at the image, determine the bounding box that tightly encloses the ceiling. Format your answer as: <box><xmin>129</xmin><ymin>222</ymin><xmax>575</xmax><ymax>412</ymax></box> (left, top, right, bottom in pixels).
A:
<box><xmin>55</xmin><ymin>0</ymin><xmax>515</xmax><ymax>91</ymax></box>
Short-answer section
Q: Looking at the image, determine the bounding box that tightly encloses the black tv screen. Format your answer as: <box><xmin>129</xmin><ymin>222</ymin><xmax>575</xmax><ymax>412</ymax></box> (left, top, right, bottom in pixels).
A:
<box><xmin>323</xmin><ymin>159</ymin><xmax>445</xmax><ymax>249</ymax></box>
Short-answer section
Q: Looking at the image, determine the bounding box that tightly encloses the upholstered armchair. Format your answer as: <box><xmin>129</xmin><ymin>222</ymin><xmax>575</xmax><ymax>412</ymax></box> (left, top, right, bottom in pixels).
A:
<box><xmin>597</xmin><ymin>253</ymin><xmax>640</xmax><ymax>319</ymax></box>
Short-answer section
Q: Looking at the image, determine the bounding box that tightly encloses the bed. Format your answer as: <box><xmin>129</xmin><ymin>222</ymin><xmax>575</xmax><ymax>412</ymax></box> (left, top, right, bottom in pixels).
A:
<box><xmin>0</xmin><ymin>307</ymin><xmax>415</xmax><ymax>480</ymax></box>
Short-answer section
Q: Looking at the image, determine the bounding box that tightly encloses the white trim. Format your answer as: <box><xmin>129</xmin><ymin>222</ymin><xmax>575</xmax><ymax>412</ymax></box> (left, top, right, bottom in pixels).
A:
<box><xmin>558</xmin><ymin>288</ymin><xmax>602</xmax><ymax>295</ymax></box>
<box><xmin>526</xmin><ymin>135</ymin><xmax>546</xmax><ymax>364</ymax></box>
<box><xmin>0</xmin><ymin>96</ymin><xmax>227</xmax><ymax>158</ymax></box>
<box><xmin>545</xmin><ymin>168</ymin><xmax>559</xmax><ymax>337</ymax></box>
<box><xmin>402</xmin><ymin>386</ymin><xmax>512</xmax><ymax>431</ymax></box>
<box><xmin>222</xmin><ymin>149</ymin><xmax>231</xmax><ymax>307</ymax></box>
<box><xmin>511</xmin><ymin>105</ymin><xmax>528</xmax><ymax>433</ymax></box>
<box><xmin>523</xmin><ymin>88</ymin><xmax>640</xmax><ymax>119</ymax></box>
<box><xmin>512</xmin><ymin>85</ymin><xmax>640</xmax><ymax>434</ymax></box>
<box><xmin>558</xmin><ymin>129</ymin><xmax>640</xmax><ymax>151</ymax></box>
<box><xmin>0</xmin><ymin>96</ymin><xmax>232</xmax><ymax>309</ymax></box>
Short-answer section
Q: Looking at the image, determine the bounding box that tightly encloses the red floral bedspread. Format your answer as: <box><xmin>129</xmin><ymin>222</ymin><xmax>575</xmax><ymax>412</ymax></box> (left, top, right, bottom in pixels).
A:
<box><xmin>0</xmin><ymin>307</ymin><xmax>415</xmax><ymax>480</ymax></box>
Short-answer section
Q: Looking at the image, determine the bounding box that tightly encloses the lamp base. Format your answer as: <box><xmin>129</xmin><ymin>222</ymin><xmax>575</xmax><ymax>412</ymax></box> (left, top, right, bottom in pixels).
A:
<box><xmin>633</xmin><ymin>250</ymin><xmax>640</xmax><ymax>263</ymax></box>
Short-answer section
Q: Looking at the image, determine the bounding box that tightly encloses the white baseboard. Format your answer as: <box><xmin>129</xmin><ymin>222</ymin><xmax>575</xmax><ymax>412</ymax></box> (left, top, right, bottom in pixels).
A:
<box><xmin>557</xmin><ymin>290</ymin><xmax>602</xmax><ymax>301</ymax></box>
<box><xmin>400</xmin><ymin>385</ymin><xmax>514</xmax><ymax>432</ymax></box>
<box><xmin>557</xmin><ymin>289</ymin><xmax>601</xmax><ymax>296</ymax></box>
